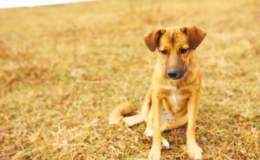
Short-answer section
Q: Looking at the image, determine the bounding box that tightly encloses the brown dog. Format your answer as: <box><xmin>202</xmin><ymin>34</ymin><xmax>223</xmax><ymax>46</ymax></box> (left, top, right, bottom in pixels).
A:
<box><xmin>109</xmin><ymin>25</ymin><xmax>206</xmax><ymax>160</ymax></box>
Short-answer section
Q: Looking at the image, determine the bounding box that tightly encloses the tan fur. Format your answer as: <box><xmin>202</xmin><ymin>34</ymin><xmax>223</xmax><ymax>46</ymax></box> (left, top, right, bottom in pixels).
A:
<box><xmin>109</xmin><ymin>25</ymin><xmax>206</xmax><ymax>160</ymax></box>
<box><xmin>108</xmin><ymin>102</ymin><xmax>135</xmax><ymax>125</ymax></box>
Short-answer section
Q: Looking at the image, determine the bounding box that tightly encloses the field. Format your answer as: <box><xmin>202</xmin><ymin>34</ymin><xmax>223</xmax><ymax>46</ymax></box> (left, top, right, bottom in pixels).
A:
<box><xmin>0</xmin><ymin>0</ymin><xmax>260</xmax><ymax>159</ymax></box>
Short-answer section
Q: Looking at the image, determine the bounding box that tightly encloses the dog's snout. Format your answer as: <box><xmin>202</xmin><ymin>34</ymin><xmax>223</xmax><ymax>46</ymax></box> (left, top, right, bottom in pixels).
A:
<box><xmin>167</xmin><ymin>69</ymin><xmax>178</xmax><ymax>79</ymax></box>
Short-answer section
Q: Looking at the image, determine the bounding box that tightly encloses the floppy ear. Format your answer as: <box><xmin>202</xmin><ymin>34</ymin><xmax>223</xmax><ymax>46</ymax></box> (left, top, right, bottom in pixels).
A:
<box><xmin>180</xmin><ymin>25</ymin><xmax>206</xmax><ymax>50</ymax></box>
<box><xmin>144</xmin><ymin>29</ymin><xmax>166</xmax><ymax>52</ymax></box>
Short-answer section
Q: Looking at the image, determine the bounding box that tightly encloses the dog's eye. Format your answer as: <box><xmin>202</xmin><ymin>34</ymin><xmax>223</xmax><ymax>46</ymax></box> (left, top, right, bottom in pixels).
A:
<box><xmin>180</xmin><ymin>48</ymin><xmax>189</xmax><ymax>54</ymax></box>
<box><xmin>161</xmin><ymin>50</ymin><xmax>167</xmax><ymax>55</ymax></box>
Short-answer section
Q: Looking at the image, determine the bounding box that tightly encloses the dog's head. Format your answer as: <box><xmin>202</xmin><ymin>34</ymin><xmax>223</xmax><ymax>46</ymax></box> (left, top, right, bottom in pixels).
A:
<box><xmin>144</xmin><ymin>26</ymin><xmax>206</xmax><ymax>80</ymax></box>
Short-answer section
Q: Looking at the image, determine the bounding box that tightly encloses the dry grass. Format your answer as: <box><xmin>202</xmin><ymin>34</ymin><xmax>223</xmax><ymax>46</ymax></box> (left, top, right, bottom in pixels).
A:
<box><xmin>0</xmin><ymin>0</ymin><xmax>260</xmax><ymax>159</ymax></box>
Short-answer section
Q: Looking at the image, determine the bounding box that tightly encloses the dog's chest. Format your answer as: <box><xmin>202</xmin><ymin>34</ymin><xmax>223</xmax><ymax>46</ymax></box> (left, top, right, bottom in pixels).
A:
<box><xmin>160</xmin><ymin>86</ymin><xmax>188</xmax><ymax>114</ymax></box>
<box><xmin>168</xmin><ymin>92</ymin><xmax>180</xmax><ymax>112</ymax></box>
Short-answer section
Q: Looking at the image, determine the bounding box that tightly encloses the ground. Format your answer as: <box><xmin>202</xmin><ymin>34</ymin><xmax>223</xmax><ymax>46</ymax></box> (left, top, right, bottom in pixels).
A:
<box><xmin>0</xmin><ymin>0</ymin><xmax>259</xmax><ymax>159</ymax></box>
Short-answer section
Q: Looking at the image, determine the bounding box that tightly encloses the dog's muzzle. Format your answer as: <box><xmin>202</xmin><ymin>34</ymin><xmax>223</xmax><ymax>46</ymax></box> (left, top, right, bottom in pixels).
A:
<box><xmin>166</xmin><ymin>69</ymin><xmax>178</xmax><ymax>79</ymax></box>
<box><xmin>165</xmin><ymin>68</ymin><xmax>186</xmax><ymax>80</ymax></box>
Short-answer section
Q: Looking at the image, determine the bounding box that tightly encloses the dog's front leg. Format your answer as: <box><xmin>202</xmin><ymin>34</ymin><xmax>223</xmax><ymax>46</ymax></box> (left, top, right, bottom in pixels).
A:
<box><xmin>186</xmin><ymin>94</ymin><xmax>202</xmax><ymax>159</ymax></box>
<box><xmin>148</xmin><ymin>91</ymin><xmax>163</xmax><ymax>160</ymax></box>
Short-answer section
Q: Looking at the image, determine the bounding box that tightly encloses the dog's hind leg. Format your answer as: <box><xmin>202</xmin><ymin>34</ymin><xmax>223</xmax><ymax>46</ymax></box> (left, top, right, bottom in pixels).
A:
<box><xmin>145</xmin><ymin>111</ymin><xmax>188</xmax><ymax>134</ymax></box>
<box><xmin>160</xmin><ymin>113</ymin><xmax>188</xmax><ymax>132</ymax></box>
<box><xmin>124</xmin><ymin>85</ymin><xmax>154</xmax><ymax>127</ymax></box>
<box><xmin>145</xmin><ymin>110</ymin><xmax>187</xmax><ymax>149</ymax></box>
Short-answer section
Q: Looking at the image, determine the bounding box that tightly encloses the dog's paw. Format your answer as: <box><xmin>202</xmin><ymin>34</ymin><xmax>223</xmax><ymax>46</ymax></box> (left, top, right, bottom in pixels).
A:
<box><xmin>161</xmin><ymin>138</ymin><xmax>169</xmax><ymax>149</ymax></box>
<box><xmin>145</xmin><ymin>129</ymin><xmax>153</xmax><ymax>139</ymax></box>
<box><xmin>148</xmin><ymin>146</ymin><xmax>161</xmax><ymax>160</ymax></box>
<box><xmin>187</xmin><ymin>143</ymin><xmax>202</xmax><ymax>159</ymax></box>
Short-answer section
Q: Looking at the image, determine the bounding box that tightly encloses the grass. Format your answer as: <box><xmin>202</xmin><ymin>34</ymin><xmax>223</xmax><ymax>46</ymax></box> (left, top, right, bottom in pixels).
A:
<box><xmin>0</xmin><ymin>0</ymin><xmax>259</xmax><ymax>159</ymax></box>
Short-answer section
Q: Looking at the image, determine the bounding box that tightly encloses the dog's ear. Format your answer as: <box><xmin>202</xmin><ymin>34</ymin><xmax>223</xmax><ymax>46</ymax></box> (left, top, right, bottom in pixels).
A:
<box><xmin>180</xmin><ymin>25</ymin><xmax>206</xmax><ymax>50</ymax></box>
<box><xmin>144</xmin><ymin>29</ymin><xmax>166</xmax><ymax>52</ymax></box>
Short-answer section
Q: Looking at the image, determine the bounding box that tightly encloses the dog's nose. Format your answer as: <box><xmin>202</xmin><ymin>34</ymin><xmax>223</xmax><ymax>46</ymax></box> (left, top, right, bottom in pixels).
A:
<box><xmin>167</xmin><ymin>69</ymin><xmax>178</xmax><ymax>79</ymax></box>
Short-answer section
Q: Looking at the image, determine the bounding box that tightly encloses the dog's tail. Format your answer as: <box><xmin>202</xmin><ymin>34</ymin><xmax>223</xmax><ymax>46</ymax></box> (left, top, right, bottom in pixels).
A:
<box><xmin>109</xmin><ymin>102</ymin><xmax>145</xmax><ymax>126</ymax></box>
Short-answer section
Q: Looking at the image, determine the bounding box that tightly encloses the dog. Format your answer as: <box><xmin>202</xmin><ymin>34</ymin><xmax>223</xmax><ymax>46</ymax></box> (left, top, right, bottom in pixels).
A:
<box><xmin>109</xmin><ymin>25</ymin><xmax>206</xmax><ymax>160</ymax></box>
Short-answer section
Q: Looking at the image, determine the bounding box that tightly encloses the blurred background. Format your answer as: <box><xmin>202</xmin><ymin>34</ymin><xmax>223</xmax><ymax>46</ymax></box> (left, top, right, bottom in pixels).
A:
<box><xmin>0</xmin><ymin>0</ymin><xmax>92</xmax><ymax>8</ymax></box>
<box><xmin>0</xmin><ymin>0</ymin><xmax>259</xmax><ymax>159</ymax></box>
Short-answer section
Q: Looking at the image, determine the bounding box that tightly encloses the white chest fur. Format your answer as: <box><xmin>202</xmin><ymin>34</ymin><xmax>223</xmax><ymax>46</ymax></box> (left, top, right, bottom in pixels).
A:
<box><xmin>159</xmin><ymin>85</ymin><xmax>180</xmax><ymax>113</ymax></box>
<box><xmin>168</xmin><ymin>91</ymin><xmax>180</xmax><ymax>112</ymax></box>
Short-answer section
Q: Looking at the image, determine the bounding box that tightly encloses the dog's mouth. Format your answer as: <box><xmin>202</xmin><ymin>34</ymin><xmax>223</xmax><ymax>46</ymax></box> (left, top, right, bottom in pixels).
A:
<box><xmin>165</xmin><ymin>67</ymin><xmax>187</xmax><ymax>80</ymax></box>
